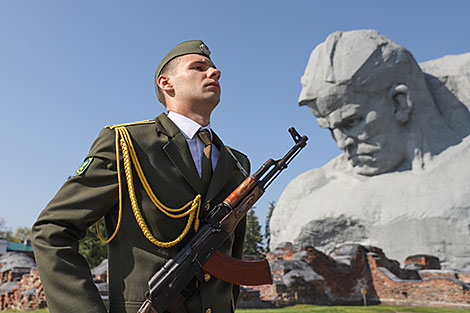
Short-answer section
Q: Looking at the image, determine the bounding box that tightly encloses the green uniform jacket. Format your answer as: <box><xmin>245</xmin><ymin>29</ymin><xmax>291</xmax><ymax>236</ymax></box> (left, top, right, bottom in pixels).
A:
<box><xmin>32</xmin><ymin>113</ymin><xmax>250</xmax><ymax>313</ymax></box>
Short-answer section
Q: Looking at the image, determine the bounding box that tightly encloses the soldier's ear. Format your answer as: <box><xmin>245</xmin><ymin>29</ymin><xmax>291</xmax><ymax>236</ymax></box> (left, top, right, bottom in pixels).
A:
<box><xmin>390</xmin><ymin>84</ymin><xmax>413</xmax><ymax>124</ymax></box>
<box><xmin>157</xmin><ymin>75</ymin><xmax>174</xmax><ymax>92</ymax></box>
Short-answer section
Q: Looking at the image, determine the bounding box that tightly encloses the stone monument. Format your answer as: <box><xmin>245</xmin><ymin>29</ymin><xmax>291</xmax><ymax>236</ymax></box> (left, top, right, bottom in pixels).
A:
<box><xmin>270</xmin><ymin>30</ymin><xmax>470</xmax><ymax>270</ymax></box>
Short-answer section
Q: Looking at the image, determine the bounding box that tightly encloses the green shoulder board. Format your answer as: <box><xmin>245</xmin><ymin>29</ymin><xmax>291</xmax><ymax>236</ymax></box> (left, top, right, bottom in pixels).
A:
<box><xmin>106</xmin><ymin>120</ymin><xmax>155</xmax><ymax>130</ymax></box>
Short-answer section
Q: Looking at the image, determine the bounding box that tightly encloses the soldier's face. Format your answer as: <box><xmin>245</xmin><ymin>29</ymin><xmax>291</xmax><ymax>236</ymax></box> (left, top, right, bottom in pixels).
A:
<box><xmin>170</xmin><ymin>54</ymin><xmax>221</xmax><ymax>110</ymax></box>
<box><xmin>313</xmin><ymin>85</ymin><xmax>409</xmax><ymax>176</ymax></box>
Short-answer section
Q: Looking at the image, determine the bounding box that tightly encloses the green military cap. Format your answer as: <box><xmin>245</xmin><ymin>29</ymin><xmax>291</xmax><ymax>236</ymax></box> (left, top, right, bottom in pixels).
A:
<box><xmin>155</xmin><ymin>40</ymin><xmax>211</xmax><ymax>102</ymax></box>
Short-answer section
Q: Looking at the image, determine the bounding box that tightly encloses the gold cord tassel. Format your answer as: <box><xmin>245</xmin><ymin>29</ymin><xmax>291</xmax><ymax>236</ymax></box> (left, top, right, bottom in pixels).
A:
<box><xmin>97</xmin><ymin>126</ymin><xmax>202</xmax><ymax>247</ymax></box>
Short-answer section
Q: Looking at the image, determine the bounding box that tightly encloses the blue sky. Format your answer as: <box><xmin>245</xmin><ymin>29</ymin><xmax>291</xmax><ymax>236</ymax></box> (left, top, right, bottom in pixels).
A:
<box><xmin>1</xmin><ymin>0</ymin><xmax>469</xmax><ymax>233</ymax></box>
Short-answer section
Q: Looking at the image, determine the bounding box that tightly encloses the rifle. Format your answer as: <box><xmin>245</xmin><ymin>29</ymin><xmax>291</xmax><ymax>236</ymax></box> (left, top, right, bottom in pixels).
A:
<box><xmin>138</xmin><ymin>127</ymin><xmax>308</xmax><ymax>313</ymax></box>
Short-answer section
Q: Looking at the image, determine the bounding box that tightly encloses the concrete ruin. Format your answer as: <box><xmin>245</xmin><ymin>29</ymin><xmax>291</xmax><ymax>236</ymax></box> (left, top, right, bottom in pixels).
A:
<box><xmin>0</xmin><ymin>252</ymin><xmax>46</xmax><ymax>311</ymax></box>
<box><xmin>239</xmin><ymin>244</ymin><xmax>470</xmax><ymax>309</ymax></box>
<box><xmin>2</xmin><ymin>246</ymin><xmax>470</xmax><ymax>310</ymax></box>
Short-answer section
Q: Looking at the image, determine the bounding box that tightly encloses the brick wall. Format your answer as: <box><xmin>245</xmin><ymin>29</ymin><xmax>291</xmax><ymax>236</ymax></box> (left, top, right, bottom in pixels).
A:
<box><xmin>2</xmin><ymin>244</ymin><xmax>470</xmax><ymax>310</ymax></box>
<box><xmin>368</xmin><ymin>253</ymin><xmax>470</xmax><ymax>308</ymax></box>
<box><xmin>0</xmin><ymin>269</ymin><xmax>46</xmax><ymax>311</ymax></box>
<box><xmin>240</xmin><ymin>244</ymin><xmax>470</xmax><ymax>309</ymax></box>
<box><xmin>404</xmin><ymin>255</ymin><xmax>440</xmax><ymax>270</ymax></box>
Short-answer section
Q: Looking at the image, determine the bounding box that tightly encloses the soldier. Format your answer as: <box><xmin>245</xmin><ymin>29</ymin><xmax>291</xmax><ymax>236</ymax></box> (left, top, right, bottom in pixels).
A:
<box><xmin>32</xmin><ymin>40</ymin><xmax>250</xmax><ymax>313</ymax></box>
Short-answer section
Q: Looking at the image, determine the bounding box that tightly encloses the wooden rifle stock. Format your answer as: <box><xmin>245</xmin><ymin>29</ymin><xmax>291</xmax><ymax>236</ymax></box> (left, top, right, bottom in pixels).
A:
<box><xmin>203</xmin><ymin>250</ymin><xmax>273</xmax><ymax>285</ymax></box>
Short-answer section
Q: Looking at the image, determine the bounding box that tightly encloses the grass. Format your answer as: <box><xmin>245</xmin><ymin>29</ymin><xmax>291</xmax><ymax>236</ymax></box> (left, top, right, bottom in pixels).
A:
<box><xmin>237</xmin><ymin>304</ymin><xmax>470</xmax><ymax>313</ymax></box>
<box><xmin>3</xmin><ymin>305</ymin><xmax>469</xmax><ymax>313</ymax></box>
<box><xmin>3</xmin><ymin>310</ymin><xmax>48</xmax><ymax>313</ymax></box>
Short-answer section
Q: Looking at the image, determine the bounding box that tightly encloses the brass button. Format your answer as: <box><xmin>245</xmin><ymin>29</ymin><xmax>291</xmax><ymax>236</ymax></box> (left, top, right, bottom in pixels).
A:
<box><xmin>205</xmin><ymin>308</ymin><xmax>212</xmax><ymax>313</ymax></box>
<box><xmin>204</xmin><ymin>273</ymin><xmax>211</xmax><ymax>282</ymax></box>
<box><xmin>205</xmin><ymin>203</ymin><xmax>211</xmax><ymax>211</ymax></box>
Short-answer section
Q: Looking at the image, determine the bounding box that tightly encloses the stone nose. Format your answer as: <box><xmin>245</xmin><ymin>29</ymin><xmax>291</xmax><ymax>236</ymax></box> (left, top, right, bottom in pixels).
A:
<box><xmin>298</xmin><ymin>87</ymin><xmax>314</xmax><ymax>107</ymax></box>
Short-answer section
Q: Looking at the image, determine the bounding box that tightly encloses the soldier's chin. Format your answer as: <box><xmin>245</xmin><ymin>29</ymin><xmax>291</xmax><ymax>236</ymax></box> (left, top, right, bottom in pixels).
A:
<box><xmin>205</xmin><ymin>93</ymin><xmax>220</xmax><ymax>107</ymax></box>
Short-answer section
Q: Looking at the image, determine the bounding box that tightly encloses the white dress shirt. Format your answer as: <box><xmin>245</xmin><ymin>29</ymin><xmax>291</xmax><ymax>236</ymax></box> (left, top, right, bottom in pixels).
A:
<box><xmin>167</xmin><ymin>111</ymin><xmax>220</xmax><ymax>177</ymax></box>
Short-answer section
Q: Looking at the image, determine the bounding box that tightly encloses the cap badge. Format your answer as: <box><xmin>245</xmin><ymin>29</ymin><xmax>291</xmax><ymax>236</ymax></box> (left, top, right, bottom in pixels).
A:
<box><xmin>200</xmin><ymin>43</ymin><xmax>211</xmax><ymax>56</ymax></box>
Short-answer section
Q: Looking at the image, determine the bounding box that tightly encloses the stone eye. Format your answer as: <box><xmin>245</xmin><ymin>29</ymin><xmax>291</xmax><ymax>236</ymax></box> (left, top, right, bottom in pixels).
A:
<box><xmin>343</xmin><ymin>117</ymin><xmax>362</xmax><ymax>130</ymax></box>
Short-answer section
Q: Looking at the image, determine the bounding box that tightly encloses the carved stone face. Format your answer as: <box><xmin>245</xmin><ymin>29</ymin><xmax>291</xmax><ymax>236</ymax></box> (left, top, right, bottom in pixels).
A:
<box><xmin>310</xmin><ymin>84</ymin><xmax>409</xmax><ymax>176</ymax></box>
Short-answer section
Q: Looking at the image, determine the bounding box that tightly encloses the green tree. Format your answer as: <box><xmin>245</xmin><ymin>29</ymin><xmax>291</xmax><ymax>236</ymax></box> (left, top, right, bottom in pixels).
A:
<box><xmin>264</xmin><ymin>201</ymin><xmax>276</xmax><ymax>253</ymax></box>
<box><xmin>0</xmin><ymin>218</ymin><xmax>12</xmax><ymax>240</ymax></box>
<box><xmin>79</xmin><ymin>219</ymin><xmax>107</xmax><ymax>268</ymax></box>
<box><xmin>243</xmin><ymin>209</ymin><xmax>264</xmax><ymax>257</ymax></box>
<box><xmin>11</xmin><ymin>226</ymin><xmax>32</xmax><ymax>243</ymax></box>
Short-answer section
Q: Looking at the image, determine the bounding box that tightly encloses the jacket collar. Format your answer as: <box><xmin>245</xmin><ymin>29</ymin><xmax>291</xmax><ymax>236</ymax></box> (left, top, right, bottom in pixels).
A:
<box><xmin>156</xmin><ymin>113</ymin><xmax>238</xmax><ymax>199</ymax></box>
<box><xmin>205</xmin><ymin>130</ymin><xmax>238</xmax><ymax>203</ymax></box>
<box><xmin>157</xmin><ymin>113</ymin><xmax>203</xmax><ymax>194</ymax></box>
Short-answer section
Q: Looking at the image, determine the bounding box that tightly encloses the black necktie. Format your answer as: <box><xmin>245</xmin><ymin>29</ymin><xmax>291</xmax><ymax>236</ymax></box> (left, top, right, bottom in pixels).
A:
<box><xmin>197</xmin><ymin>129</ymin><xmax>213</xmax><ymax>190</ymax></box>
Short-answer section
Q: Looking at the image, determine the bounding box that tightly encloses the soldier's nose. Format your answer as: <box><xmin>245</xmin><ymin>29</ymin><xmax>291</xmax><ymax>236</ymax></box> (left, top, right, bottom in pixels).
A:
<box><xmin>208</xmin><ymin>67</ymin><xmax>221</xmax><ymax>80</ymax></box>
